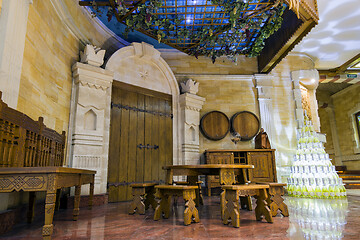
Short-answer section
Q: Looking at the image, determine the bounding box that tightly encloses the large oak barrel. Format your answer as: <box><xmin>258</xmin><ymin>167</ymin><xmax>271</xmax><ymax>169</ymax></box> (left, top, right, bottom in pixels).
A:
<box><xmin>200</xmin><ymin>111</ymin><xmax>229</xmax><ymax>141</ymax></box>
<box><xmin>230</xmin><ymin>111</ymin><xmax>260</xmax><ymax>141</ymax></box>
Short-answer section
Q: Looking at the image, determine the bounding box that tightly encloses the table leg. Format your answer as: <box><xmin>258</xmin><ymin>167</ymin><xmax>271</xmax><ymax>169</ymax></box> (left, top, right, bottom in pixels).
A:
<box><xmin>89</xmin><ymin>180</ymin><xmax>94</xmax><ymax>210</ymax></box>
<box><xmin>73</xmin><ymin>185</ymin><xmax>81</xmax><ymax>221</ymax></box>
<box><xmin>165</xmin><ymin>169</ymin><xmax>173</xmax><ymax>185</ymax></box>
<box><xmin>27</xmin><ymin>192</ymin><xmax>36</xmax><ymax>223</ymax></box>
<box><xmin>42</xmin><ymin>191</ymin><xmax>56</xmax><ymax>240</ymax></box>
<box><xmin>55</xmin><ymin>189</ymin><xmax>61</xmax><ymax>211</ymax></box>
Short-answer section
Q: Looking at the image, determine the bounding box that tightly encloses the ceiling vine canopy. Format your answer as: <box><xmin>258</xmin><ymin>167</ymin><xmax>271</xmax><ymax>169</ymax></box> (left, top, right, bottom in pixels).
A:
<box><xmin>80</xmin><ymin>0</ymin><xmax>292</xmax><ymax>63</ymax></box>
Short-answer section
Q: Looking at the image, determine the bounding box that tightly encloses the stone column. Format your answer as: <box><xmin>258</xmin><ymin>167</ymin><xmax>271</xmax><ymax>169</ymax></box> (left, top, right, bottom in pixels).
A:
<box><xmin>0</xmin><ymin>0</ymin><xmax>32</xmax><ymax>108</ymax></box>
<box><xmin>70</xmin><ymin>45</ymin><xmax>113</xmax><ymax>195</ymax></box>
<box><xmin>325</xmin><ymin>106</ymin><xmax>343</xmax><ymax>165</ymax></box>
<box><xmin>291</xmin><ymin>69</ymin><xmax>320</xmax><ymax>131</ymax></box>
<box><xmin>255</xmin><ymin>74</ymin><xmax>275</xmax><ymax>144</ymax></box>
<box><xmin>179</xmin><ymin>79</ymin><xmax>205</xmax><ymax>165</ymax></box>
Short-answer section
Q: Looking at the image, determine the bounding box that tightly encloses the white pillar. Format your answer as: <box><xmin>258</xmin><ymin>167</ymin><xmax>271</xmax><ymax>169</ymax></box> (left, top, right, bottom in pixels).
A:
<box><xmin>0</xmin><ymin>0</ymin><xmax>32</xmax><ymax>108</ymax></box>
<box><xmin>70</xmin><ymin>45</ymin><xmax>113</xmax><ymax>195</ymax></box>
<box><xmin>179</xmin><ymin>79</ymin><xmax>205</xmax><ymax>165</ymax></box>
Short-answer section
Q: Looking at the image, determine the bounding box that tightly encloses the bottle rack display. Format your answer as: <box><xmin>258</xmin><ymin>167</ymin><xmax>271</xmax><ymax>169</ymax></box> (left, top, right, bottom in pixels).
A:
<box><xmin>287</xmin><ymin>116</ymin><xmax>347</xmax><ymax>198</ymax></box>
<box><xmin>287</xmin><ymin>197</ymin><xmax>348</xmax><ymax>240</ymax></box>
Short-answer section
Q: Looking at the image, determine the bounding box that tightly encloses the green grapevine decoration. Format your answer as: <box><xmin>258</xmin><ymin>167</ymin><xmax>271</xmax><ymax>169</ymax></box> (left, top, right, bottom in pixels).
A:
<box><xmin>88</xmin><ymin>0</ymin><xmax>286</xmax><ymax>63</ymax></box>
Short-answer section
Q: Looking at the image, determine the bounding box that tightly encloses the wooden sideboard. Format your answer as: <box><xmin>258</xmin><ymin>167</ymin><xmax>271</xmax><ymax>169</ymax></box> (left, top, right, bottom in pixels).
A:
<box><xmin>205</xmin><ymin>149</ymin><xmax>277</xmax><ymax>195</ymax></box>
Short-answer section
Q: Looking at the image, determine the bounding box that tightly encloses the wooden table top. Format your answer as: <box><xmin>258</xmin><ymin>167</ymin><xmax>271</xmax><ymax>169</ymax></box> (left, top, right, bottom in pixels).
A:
<box><xmin>205</xmin><ymin>149</ymin><xmax>275</xmax><ymax>152</ymax></box>
<box><xmin>0</xmin><ymin>167</ymin><xmax>96</xmax><ymax>175</ymax></box>
<box><xmin>163</xmin><ymin>164</ymin><xmax>254</xmax><ymax>170</ymax></box>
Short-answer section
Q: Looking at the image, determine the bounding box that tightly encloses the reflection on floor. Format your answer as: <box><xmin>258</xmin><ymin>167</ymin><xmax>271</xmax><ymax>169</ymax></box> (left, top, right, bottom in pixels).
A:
<box><xmin>0</xmin><ymin>194</ymin><xmax>359</xmax><ymax>239</ymax></box>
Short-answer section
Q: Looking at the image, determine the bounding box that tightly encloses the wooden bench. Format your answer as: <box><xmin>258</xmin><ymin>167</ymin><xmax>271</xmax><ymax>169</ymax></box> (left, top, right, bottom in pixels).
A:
<box><xmin>154</xmin><ymin>185</ymin><xmax>200</xmax><ymax>225</ymax></box>
<box><xmin>222</xmin><ymin>184</ymin><xmax>273</xmax><ymax>228</ymax></box>
<box><xmin>0</xmin><ymin>92</ymin><xmax>95</xmax><ymax>240</ymax></box>
<box><xmin>128</xmin><ymin>183</ymin><xmax>157</xmax><ymax>215</ymax></box>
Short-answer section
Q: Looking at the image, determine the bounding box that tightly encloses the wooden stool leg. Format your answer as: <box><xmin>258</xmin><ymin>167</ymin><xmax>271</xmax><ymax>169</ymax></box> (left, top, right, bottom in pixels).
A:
<box><xmin>196</xmin><ymin>182</ymin><xmax>204</xmax><ymax>205</ymax></box>
<box><xmin>27</xmin><ymin>192</ymin><xmax>36</xmax><ymax>223</ymax></box>
<box><xmin>183</xmin><ymin>189</ymin><xmax>199</xmax><ymax>225</ymax></box>
<box><xmin>154</xmin><ymin>190</ymin><xmax>171</xmax><ymax>220</ymax></box>
<box><xmin>268</xmin><ymin>186</ymin><xmax>289</xmax><ymax>217</ymax></box>
<box><xmin>73</xmin><ymin>185</ymin><xmax>81</xmax><ymax>221</ymax></box>
<box><xmin>42</xmin><ymin>191</ymin><xmax>56</xmax><ymax>240</ymax></box>
<box><xmin>144</xmin><ymin>187</ymin><xmax>157</xmax><ymax>210</ymax></box>
<box><xmin>129</xmin><ymin>187</ymin><xmax>146</xmax><ymax>215</ymax></box>
<box><xmin>223</xmin><ymin>189</ymin><xmax>240</xmax><ymax>228</ymax></box>
<box><xmin>254</xmin><ymin>189</ymin><xmax>273</xmax><ymax>223</ymax></box>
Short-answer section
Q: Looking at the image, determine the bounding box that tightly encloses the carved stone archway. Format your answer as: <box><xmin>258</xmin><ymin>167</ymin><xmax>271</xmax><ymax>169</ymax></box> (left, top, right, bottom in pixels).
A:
<box><xmin>105</xmin><ymin>42</ymin><xmax>181</xmax><ymax>166</ymax></box>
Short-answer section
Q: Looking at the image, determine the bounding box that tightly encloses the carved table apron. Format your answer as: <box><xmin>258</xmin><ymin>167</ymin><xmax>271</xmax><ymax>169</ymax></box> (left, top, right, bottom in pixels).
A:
<box><xmin>0</xmin><ymin>167</ymin><xmax>96</xmax><ymax>240</ymax></box>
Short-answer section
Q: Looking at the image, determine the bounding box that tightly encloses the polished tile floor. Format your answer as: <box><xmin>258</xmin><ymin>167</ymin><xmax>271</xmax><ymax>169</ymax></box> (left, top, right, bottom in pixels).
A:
<box><xmin>1</xmin><ymin>194</ymin><xmax>359</xmax><ymax>240</ymax></box>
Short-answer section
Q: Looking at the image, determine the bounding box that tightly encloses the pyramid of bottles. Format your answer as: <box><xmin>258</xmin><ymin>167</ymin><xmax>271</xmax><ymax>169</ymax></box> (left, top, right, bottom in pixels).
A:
<box><xmin>287</xmin><ymin>198</ymin><xmax>348</xmax><ymax>239</ymax></box>
<box><xmin>287</xmin><ymin>115</ymin><xmax>346</xmax><ymax>198</ymax></box>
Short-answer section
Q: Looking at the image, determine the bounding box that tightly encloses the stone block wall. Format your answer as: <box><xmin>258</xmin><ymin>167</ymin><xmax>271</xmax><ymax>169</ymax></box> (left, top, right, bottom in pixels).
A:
<box><xmin>332</xmin><ymin>84</ymin><xmax>360</xmax><ymax>169</ymax></box>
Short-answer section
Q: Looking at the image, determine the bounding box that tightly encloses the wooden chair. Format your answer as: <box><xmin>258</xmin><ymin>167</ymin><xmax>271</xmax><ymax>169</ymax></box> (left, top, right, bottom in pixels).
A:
<box><xmin>128</xmin><ymin>183</ymin><xmax>158</xmax><ymax>215</ymax></box>
<box><xmin>154</xmin><ymin>185</ymin><xmax>200</xmax><ymax>226</ymax></box>
<box><xmin>222</xmin><ymin>184</ymin><xmax>273</xmax><ymax>228</ymax></box>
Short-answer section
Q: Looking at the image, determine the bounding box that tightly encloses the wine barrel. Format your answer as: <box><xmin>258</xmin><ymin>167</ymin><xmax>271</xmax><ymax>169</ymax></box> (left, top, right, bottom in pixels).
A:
<box><xmin>230</xmin><ymin>111</ymin><xmax>260</xmax><ymax>141</ymax></box>
<box><xmin>200</xmin><ymin>111</ymin><xmax>230</xmax><ymax>141</ymax></box>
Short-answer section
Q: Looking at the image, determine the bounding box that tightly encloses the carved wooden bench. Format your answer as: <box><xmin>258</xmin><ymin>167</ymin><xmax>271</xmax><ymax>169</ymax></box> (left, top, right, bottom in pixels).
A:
<box><xmin>154</xmin><ymin>185</ymin><xmax>200</xmax><ymax>225</ymax></box>
<box><xmin>0</xmin><ymin>92</ymin><xmax>96</xmax><ymax>240</ymax></box>
<box><xmin>222</xmin><ymin>184</ymin><xmax>273</xmax><ymax>228</ymax></box>
<box><xmin>128</xmin><ymin>183</ymin><xmax>157</xmax><ymax>215</ymax></box>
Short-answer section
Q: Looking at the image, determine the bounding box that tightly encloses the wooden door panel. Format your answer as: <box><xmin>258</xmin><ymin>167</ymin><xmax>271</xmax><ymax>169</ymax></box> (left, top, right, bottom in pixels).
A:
<box><xmin>109</xmin><ymin>85</ymin><xmax>172</xmax><ymax>202</ymax></box>
<box><xmin>126</xmin><ymin>91</ymin><xmax>139</xmax><ymax>200</ymax></box>
<box><xmin>247</xmin><ymin>152</ymin><xmax>274</xmax><ymax>182</ymax></box>
<box><xmin>135</xmin><ymin>94</ymin><xmax>145</xmax><ymax>183</ymax></box>
<box><xmin>108</xmin><ymin>87</ymin><xmax>121</xmax><ymax>202</ymax></box>
<box><xmin>144</xmin><ymin>95</ymin><xmax>153</xmax><ymax>182</ymax></box>
<box><xmin>117</xmin><ymin>89</ymin><xmax>131</xmax><ymax>201</ymax></box>
<box><xmin>165</xmin><ymin>100</ymin><xmax>173</xmax><ymax>168</ymax></box>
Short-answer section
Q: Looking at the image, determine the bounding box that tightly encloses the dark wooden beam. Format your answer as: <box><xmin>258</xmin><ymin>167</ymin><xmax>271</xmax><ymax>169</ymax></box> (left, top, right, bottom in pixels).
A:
<box><xmin>118</xmin><ymin>0</ymin><xmax>146</xmax><ymax>22</ymax></box>
<box><xmin>79</xmin><ymin>1</ymin><xmax>111</xmax><ymax>7</ymax></box>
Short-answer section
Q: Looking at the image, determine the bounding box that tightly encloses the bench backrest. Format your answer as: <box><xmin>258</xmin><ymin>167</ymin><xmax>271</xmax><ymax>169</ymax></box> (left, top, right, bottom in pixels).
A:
<box><xmin>0</xmin><ymin>92</ymin><xmax>66</xmax><ymax>167</ymax></box>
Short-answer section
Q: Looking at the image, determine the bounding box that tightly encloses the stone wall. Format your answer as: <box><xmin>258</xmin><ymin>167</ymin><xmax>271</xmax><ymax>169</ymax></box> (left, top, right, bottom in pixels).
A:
<box><xmin>332</xmin><ymin>84</ymin><xmax>360</xmax><ymax>169</ymax></box>
<box><xmin>316</xmin><ymin>90</ymin><xmax>335</xmax><ymax>159</ymax></box>
<box><xmin>18</xmin><ymin>0</ymin><xmax>126</xmax><ymax>133</ymax></box>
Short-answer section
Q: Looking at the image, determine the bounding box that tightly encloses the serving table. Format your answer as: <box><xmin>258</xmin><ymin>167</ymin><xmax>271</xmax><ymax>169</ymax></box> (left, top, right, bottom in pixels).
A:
<box><xmin>0</xmin><ymin>167</ymin><xmax>96</xmax><ymax>240</ymax></box>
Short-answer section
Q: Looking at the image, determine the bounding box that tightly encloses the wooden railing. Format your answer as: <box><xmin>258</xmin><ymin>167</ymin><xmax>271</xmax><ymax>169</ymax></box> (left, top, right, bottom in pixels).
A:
<box><xmin>0</xmin><ymin>92</ymin><xmax>66</xmax><ymax>167</ymax></box>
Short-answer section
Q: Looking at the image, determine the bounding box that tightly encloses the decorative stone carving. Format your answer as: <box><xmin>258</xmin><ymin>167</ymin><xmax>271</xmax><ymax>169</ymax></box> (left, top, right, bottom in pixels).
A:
<box><xmin>69</xmin><ymin>62</ymin><xmax>113</xmax><ymax>195</ymax></box>
<box><xmin>179</xmin><ymin>92</ymin><xmax>205</xmax><ymax>165</ymax></box>
<box><xmin>80</xmin><ymin>44</ymin><xmax>106</xmax><ymax>67</ymax></box>
<box><xmin>180</xmin><ymin>79</ymin><xmax>199</xmax><ymax>95</ymax></box>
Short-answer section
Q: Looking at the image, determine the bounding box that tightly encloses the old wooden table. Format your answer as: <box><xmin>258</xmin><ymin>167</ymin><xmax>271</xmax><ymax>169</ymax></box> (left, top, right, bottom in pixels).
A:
<box><xmin>163</xmin><ymin>164</ymin><xmax>254</xmax><ymax>186</ymax></box>
<box><xmin>0</xmin><ymin>167</ymin><xmax>96</xmax><ymax>240</ymax></box>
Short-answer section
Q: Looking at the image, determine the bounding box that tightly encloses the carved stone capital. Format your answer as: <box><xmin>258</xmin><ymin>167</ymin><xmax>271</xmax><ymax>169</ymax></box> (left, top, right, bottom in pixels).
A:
<box><xmin>80</xmin><ymin>45</ymin><xmax>106</xmax><ymax>67</ymax></box>
<box><xmin>180</xmin><ymin>79</ymin><xmax>199</xmax><ymax>94</ymax></box>
<box><xmin>179</xmin><ymin>93</ymin><xmax>205</xmax><ymax>111</ymax></box>
<box><xmin>72</xmin><ymin>62</ymin><xmax>113</xmax><ymax>91</ymax></box>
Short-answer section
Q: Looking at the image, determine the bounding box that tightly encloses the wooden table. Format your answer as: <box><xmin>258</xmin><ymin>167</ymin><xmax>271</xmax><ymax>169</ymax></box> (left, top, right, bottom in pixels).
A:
<box><xmin>163</xmin><ymin>164</ymin><xmax>254</xmax><ymax>186</ymax></box>
<box><xmin>0</xmin><ymin>167</ymin><xmax>96</xmax><ymax>240</ymax></box>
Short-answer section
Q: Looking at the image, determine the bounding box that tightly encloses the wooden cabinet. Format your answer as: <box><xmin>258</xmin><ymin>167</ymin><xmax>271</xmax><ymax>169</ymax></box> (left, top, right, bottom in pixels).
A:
<box><xmin>205</xmin><ymin>149</ymin><xmax>276</xmax><ymax>195</ymax></box>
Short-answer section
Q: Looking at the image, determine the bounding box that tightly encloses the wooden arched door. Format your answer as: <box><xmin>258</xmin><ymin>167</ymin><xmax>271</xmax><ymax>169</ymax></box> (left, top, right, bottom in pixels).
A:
<box><xmin>108</xmin><ymin>83</ymin><xmax>173</xmax><ymax>202</ymax></box>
